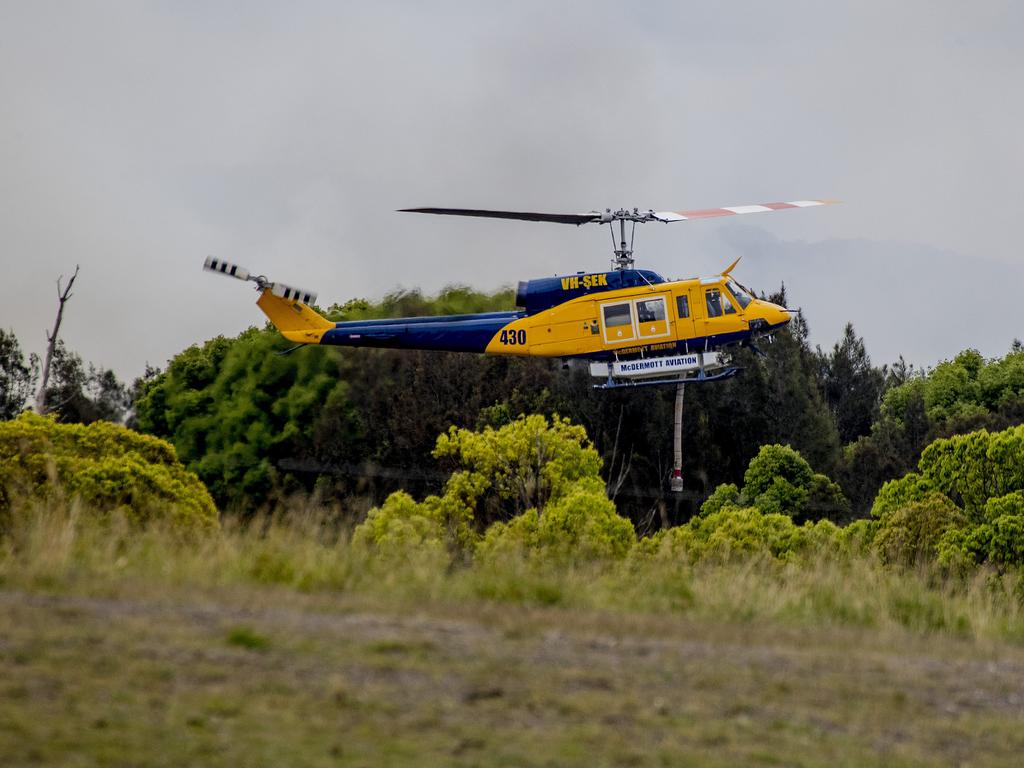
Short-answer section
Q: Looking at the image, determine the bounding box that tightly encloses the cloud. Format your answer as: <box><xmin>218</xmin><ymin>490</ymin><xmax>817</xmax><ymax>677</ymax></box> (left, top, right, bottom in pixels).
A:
<box><xmin>0</xmin><ymin>2</ymin><xmax>1021</xmax><ymax>376</ymax></box>
<box><xmin>686</xmin><ymin>223</ymin><xmax>1023</xmax><ymax>368</ymax></box>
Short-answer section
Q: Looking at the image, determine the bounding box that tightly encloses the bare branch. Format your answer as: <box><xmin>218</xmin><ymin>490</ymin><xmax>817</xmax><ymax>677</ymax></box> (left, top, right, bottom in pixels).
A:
<box><xmin>608</xmin><ymin>446</ymin><xmax>633</xmax><ymax>501</ymax></box>
<box><xmin>605</xmin><ymin>406</ymin><xmax>633</xmax><ymax>502</ymax></box>
<box><xmin>34</xmin><ymin>265</ymin><xmax>80</xmax><ymax>415</ymax></box>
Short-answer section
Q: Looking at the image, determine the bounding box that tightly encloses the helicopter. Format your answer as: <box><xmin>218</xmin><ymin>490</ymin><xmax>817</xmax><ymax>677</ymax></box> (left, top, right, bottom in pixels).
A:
<box><xmin>204</xmin><ymin>199</ymin><xmax>832</xmax><ymax>391</ymax></box>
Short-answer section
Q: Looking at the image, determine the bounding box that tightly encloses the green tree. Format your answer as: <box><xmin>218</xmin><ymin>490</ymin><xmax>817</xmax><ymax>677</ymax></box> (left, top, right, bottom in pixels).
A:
<box><xmin>737</xmin><ymin>444</ymin><xmax>848</xmax><ymax>522</ymax></box>
<box><xmin>817</xmin><ymin>323</ymin><xmax>886</xmax><ymax>443</ymax></box>
<box><xmin>837</xmin><ymin>344</ymin><xmax>1024</xmax><ymax>516</ymax></box>
<box><xmin>867</xmin><ymin>424</ymin><xmax>1024</xmax><ymax>569</ymax></box>
<box><xmin>918</xmin><ymin>425</ymin><xmax>1024</xmax><ymax>518</ymax></box>
<box><xmin>38</xmin><ymin>341</ymin><xmax>129</xmax><ymax>425</ymax></box>
<box><xmin>0</xmin><ymin>329</ymin><xmax>36</xmax><ymax>420</ymax></box>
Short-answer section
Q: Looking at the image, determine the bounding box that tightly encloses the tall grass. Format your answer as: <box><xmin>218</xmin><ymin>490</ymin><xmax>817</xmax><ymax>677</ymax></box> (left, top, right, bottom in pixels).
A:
<box><xmin>3</xmin><ymin>499</ymin><xmax>1024</xmax><ymax>644</ymax></box>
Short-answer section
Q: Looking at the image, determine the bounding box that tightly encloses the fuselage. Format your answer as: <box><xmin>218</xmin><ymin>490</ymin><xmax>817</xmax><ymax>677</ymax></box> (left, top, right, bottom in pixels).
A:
<box><xmin>301</xmin><ymin>269</ymin><xmax>790</xmax><ymax>361</ymax></box>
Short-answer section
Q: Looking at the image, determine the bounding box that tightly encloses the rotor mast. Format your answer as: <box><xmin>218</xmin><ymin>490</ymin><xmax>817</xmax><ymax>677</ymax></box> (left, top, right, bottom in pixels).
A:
<box><xmin>602</xmin><ymin>208</ymin><xmax>649</xmax><ymax>271</ymax></box>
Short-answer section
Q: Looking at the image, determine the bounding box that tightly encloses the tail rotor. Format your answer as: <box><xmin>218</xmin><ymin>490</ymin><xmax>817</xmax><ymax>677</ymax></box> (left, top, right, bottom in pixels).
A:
<box><xmin>203</xmin><ymin>257</ymin><xmax>317</xmax><ymax>306</ymax></box>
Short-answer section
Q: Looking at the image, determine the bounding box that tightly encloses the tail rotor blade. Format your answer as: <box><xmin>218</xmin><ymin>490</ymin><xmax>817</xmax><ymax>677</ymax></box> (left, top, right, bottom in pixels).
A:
<box><xmin>203</xmin><ymin>258</ymin><xmax>317</xmax><ymax>306</ymax></box>
<box><xmin>203</xmin><ymin>256</ymin><xmax>251</xmax><ymax>281</ymax></box>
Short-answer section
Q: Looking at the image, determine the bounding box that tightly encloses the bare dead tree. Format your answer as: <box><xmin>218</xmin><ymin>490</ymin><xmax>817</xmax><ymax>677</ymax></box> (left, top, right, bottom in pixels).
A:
<box><xmin>34</xmin><ymin>265</ymin><xmax>79</xmax><ymax>414</ymax></box>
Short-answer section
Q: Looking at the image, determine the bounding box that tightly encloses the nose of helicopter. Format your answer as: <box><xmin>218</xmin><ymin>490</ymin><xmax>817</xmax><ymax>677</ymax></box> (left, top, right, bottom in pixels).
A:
<box><xmin>751</xmin><ymin>300</ymin><xmax>791</xmax><ymax>333</ymax></box>
<box><xmin>773</xmin><ymin>304</ymin><xmax>792</xmax><ymax>328</ymax></box>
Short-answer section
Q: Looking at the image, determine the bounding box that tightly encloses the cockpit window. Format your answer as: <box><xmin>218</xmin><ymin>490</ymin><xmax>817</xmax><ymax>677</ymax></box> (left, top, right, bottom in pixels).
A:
<box><xmin>726</xmin><ymin>279</ymin><xmax>753</xmax><ymax>309</ymax></box>
<box><xmin>705</xmin><ymin>289</ymin><xmax>723</xmax><ymax>318</ymax></box>
<box><xmin>721</xmin><ymin>292</ymin><xmax>736</xmax><ymax>315</ymax></box>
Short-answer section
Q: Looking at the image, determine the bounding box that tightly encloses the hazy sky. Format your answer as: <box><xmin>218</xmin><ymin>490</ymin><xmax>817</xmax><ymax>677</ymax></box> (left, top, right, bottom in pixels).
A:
<box><xmin>2</xmin><ymin>1</ymin><xmax>1022</xmax><ymax>379</ymax></box>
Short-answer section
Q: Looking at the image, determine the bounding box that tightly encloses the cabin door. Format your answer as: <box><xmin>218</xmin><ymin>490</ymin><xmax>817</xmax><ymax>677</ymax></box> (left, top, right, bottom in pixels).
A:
<box><xmin>600</xmin><ymin>300</ymin><xmax>637</xmax><ymax>346</ymax></box>
<box><xmin>634</xmin><ymin>295</ymin><xmax>671</xmax><ymax>342</ymax></box>
<box><xmin>673</xmin><ymin>292</ymin><xmax>696</xmax><ymax>349</ymax></box>
<box><xmin>700</xmin><ymin>286</ymin><xmax>740</xmax><ymax>344</ymax></box>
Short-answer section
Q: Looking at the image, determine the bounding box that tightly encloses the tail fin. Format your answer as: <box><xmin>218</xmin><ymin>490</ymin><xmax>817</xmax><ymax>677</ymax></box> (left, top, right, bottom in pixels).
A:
<box><xmin>256</xmin><ymin>289</ymin><xmax>333</xmax><ymax>344</ymax></box>
<box><xmin>204</xmin><ymin>257</ymin><xmax>333</xmax><ymax>344</ymax></box>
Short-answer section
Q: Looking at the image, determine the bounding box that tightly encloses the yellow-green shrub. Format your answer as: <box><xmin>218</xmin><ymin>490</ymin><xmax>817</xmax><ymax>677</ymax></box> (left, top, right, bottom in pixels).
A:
<box><xmin>873</xmin><ymin>493</ymin><xmax>967</xmax><ymax>566</ymax></box>
<box><xmin>353</xmin><ymin>414</ymin><xmax>634</xmax><ymax>564</ymax></box>
<box><xmin>0</xmin><ymin>412</ymin><xmax>217</xmax><ymax>530</ymax></box>
<box><xmin>646</xmin><ymin>505</ymin><xmax>831</xmax><ymax>564</ymax></box>
<box><xmin>478</xmin><ymin>486</ymin><xmax>635</xmax><ymax>563</ymax></box>
<box><xmin>871</xmin><ymin>473</ymin><xmax>937</xmax><ymax>519</ymax></box>
<box><xmin>919</xmin><ymin>425</ymin><xmax>1024</xmax><ymax>516</ymax></box>
<box><xmin>351</xmin><ymin>491</ymin><xmax>447</xmax><ymax>557</ymax></box>
<box><xmin>433</xmin><ymin>413</ymin><xmax>603</xmax><ymax>516</ymax></box>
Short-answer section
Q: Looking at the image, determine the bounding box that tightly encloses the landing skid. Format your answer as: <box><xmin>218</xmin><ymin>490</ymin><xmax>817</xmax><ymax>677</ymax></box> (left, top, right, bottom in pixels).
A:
<box><xmin>593</xmin><ymin>367</ymin><xmax>742</xmax><ymax>390</ymax></box>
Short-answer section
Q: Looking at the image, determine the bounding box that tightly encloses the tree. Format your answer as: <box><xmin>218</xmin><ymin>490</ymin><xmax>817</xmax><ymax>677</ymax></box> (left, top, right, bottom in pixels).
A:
<box><xmin>836</xmin><ymin>343</ymin><xmax>1024</xmax><ymax>516</ymax></box>
<box><xmin>35</xmin><ymin>265</ymin><xmax>78</xmax><ymax>414</ymax></box>
<box><xmin>817</xmin><ymin>323</ymin><xmax>886</xmax><ymax>443</ymax></box>
<box><xmin>0</xmin><ymin>329</ymin><xmax>36</xmax><ymax>420</ymax></box>
<box><xmin>704</xmin><ymin>443</ymin><xmax>849</xmax><ymax>523</ymax></box>
<box><xmin>39</xmin><ymin>341</ymin><xmax>129</xmax><ymax>425</ymax></box>
<box><xmin>865</xmin><ymin>424</ymin><xmax>1024</xmax><ymax>569</ymax></box>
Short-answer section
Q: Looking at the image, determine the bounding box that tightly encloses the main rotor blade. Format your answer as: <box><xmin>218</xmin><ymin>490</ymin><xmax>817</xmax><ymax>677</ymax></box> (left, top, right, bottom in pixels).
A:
<box><xmin>399</xmin><ymin>207</ymin><xmax>600</xmax><ymax>226</ymax></box>
<box><xmin>651</xmin><ymin>199</ymin><xmax>836</xmax><ymax>222</ymax></box>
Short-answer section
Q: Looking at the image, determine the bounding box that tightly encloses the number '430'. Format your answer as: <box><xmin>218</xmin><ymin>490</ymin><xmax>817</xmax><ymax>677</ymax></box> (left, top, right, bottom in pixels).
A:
<box><xmin>500</xmin><ymin>329</ymin><xmax>527</xmax><ymax>345</ymax></box>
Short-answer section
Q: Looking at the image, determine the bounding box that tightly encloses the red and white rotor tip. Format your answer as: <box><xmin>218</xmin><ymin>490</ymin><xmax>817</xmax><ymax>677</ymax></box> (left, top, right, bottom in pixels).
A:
<box><xmin>651</xmin><ymin>199</ymin><xmax>836</xmax><ymax>223</ymax></box>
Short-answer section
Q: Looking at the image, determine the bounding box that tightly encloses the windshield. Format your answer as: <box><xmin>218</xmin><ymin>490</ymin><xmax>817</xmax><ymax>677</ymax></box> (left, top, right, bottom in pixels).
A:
<box><xmin>725</xmin><ymin>279</ymin><xmax>753</xmax><ymax>309</ymax></box>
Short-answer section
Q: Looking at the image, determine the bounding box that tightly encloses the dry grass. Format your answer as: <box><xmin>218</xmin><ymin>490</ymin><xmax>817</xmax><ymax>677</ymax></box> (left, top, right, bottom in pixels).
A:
<box><xmin>3</xmin><ymin>502</ymin><xmax>1024</xmax><ymax>766</ymax></box>
<box><xmin>4</xmin><ymin>501</ymin><xmax>1023</xmax><ymax>645</ymax></box>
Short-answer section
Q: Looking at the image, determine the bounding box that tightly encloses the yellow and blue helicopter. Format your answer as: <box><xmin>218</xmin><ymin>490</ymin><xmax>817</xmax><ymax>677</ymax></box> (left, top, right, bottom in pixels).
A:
<box><xmin>204</xmin><ymin>200</ymin><xmax>832</xmax><ymax>391</ymax></box>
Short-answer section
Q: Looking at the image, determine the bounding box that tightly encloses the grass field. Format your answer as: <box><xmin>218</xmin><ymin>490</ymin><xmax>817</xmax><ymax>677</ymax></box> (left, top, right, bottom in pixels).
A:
<box><xmin>2</xmin><ymin>507</ymin><xmax>1024</xmax><ymax>766</ymax></box>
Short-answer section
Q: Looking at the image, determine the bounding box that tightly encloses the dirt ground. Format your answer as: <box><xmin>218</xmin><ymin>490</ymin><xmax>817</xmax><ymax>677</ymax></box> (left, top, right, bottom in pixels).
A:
<box><xmin>2</xmin><ymin>586</ymin><xmax>1024</xmax><ymax>767</ymax></box>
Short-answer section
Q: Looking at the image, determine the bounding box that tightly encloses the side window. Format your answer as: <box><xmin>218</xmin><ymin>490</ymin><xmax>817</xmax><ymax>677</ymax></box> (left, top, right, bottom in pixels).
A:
<box><xmin>705</xmin><ymin>289</ymin><xmax>723</xmax><ymax>318</ymax></box>
<box><xmin>636</xmin><ymin>298</ymin><xmax>666</xmax><ymax>324</ymax></box>
<box><xmin>676</xmin><ymin>294</ymin><xmax>689</xmax><ymax>319</ymax></box>
<box><xmin>601</xmin><ymin>301</ymin><xmax>636</xmax><ymax>343</ymax></box>
<box><xmin>603</xmin><ymin>302</ymin><xmax>633</xmax><ymax>327</ymax></box>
